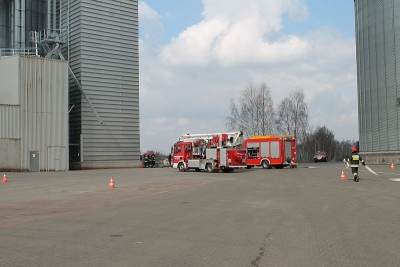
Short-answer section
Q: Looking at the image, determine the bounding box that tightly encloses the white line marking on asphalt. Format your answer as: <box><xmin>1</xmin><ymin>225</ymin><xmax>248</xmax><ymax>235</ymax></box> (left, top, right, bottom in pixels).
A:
<box><xmin>365</xmin><ymin>166</ymin><xmax>378</xmax><ymax>176</ymax></box>
<box><xmin>389</xmin><ymin>178</ymin><xmax>400</xmax><ymax>182</ymax></box>
<box><xmin>377</xmin><ymin>171</ymin><xmax>400</xmax><ymax>176</ymax></box>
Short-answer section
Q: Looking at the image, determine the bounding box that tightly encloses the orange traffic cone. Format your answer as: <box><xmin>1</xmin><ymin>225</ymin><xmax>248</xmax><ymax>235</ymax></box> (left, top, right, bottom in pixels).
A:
<box><xmin>390</xmin><ymin>162</ymin><xmax>395</xmax><ymax>170</ymax></box>
<box><xmin>108</xmin><ymin>176</ymin><xmax>116</xmax><ymax>189</ymax></box>
<box><xmin>340</xmin><ymin>170</ymin><xmax>347</xmax><ymax>181</ymax></box>
<box><xmin>2</xmin><ymin>174</ymin><xmax>8</xmax><ymax>184</ymax></box>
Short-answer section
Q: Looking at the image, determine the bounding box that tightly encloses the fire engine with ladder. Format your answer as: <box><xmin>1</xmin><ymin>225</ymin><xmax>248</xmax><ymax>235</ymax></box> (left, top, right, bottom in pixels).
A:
<box><xmin>172</xmin><ymin>132</ymin><xmax>247</xmax><ymax>172</ymax></box>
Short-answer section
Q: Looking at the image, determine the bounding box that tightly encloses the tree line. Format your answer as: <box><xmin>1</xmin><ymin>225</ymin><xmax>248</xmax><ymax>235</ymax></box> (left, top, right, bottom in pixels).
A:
<box><xmin>299</xmin><ymin>126</ymin><xmax>355</xmax><ymax>162</ymax></box>
<box><xmin>226</xmin><ymin>83</ymin><xmax>355</xmax><ymax>162</ymax></box>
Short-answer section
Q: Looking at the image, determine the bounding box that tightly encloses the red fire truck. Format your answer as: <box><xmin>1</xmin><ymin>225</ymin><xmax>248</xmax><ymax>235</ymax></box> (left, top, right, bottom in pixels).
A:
<box><xmin>172</xmin><ymin>132</ymin><xmax>247</xmax><ymax>172</ymax></box>
<box><xmin>244</xmin><ymin>135</ymin><xmax>297</xmax><ymax>169</ymax></box>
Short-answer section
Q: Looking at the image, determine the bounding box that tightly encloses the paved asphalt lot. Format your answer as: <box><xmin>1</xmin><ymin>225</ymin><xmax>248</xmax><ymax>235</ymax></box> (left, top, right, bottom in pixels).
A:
<box><xmin>1</xmin><ymin>163</ymin><xmax>400</xmax><ymax>267</ymax></box>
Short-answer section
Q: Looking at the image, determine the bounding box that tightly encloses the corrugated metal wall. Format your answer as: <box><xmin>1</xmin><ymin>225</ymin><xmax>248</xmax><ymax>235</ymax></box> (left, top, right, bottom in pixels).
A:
<box><xmin>0</xmin><ymin>56</ymin><xmax>69</xmax><ymax>171</ymax></box>
<box><xmin>0</xmin><ymin>57</ymin><xmax>21</xmax><ymax>170</ymax></box>
<box><xmin>19</xmin><ymin>56</ymin><xmax>69</xmax><ymax>171</ymax></box>
<box><xmin>355</xmin><ymin>0</ymin><xmax>400</xmax><ymax>153</ymax></box>
<box><xmin>0</xmin><ymin>56</ymin><xmax>20</xmax><ymax>105</ymax></box>
<box><xmin>0</xmin><ymin>105</ymin><xmax>20</xmax><ymax>139</ymax></box>
<box><xmin>65</xmin><ymin>0</ymin><xmax>140</xmax><ymax>167</ymax></box>
<box><xmin>61</xmin><ymin>0</ymin><xmax>82</xmax><ymax>163</ymax></box>
<box><xmin>0</xmin><ymin>0</ymin><xmax>12</xmax><ymax>48</ymax></box>
<box><xmin>0</xmin><ymin>139</ymin><xmax>21</xmax><ymax>170</ymax></box>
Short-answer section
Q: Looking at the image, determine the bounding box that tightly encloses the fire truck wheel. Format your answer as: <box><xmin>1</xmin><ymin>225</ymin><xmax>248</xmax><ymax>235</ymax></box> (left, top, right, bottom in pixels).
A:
<box><xmin>261</xmin><ymin>160</ymin><xmax>270</xmax><ymax>169</ymax></box>
<box><xmin>178</xmin><ymin>163</ymin><xmax>186</xmax><ymax>172</ymax></box>
<box><xmin>206</xmin><ymin>164</ymin><xmax>213</xmax><ymax>173</ymax></box>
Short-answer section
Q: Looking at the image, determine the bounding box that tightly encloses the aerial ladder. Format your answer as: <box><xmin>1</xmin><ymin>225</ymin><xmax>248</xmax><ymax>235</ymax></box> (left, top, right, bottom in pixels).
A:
<box><xmin>172</xmin><ymin>131</ymin><xmax>246</xmax><ymax>172</ymax></box>
<box><xmin>179</xmin><ymin>131</ymin><xmax>243</xmax><ymax>148</ymax></box>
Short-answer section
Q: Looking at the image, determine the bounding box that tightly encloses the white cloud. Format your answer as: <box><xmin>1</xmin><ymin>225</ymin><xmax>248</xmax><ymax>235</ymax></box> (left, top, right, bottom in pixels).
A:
<box><xmin>140</xmin><ymin>1</ymin><xmax>358</xmax><ymax>153</ymax></box>
<box><xmin>176</xmin><ymin>117</ymin><xmax>191</xmax><ymax>127</ymax></box>
<box><xmin>161</xmin><ymin>18</ymin><xmax>229</xmax><ymax>66</ymax></box>
<box><xmin>139</xmin><ymin>1</ymin><xmax>160</xmax><ymax>22</ymax></box>
<box><xmin>160</xmin><ymin>0</ymin><xmax>310</xmax><ymax>67</ymax></box>
<box><xmin>202</xmin><ymin>0</ymin><xmax>308</xmax><ymax>28</ymax></box>
<box><xmin>139</xmin><ymin>1</ymin><xmax>163</xmax><ymax>44</ymax></box>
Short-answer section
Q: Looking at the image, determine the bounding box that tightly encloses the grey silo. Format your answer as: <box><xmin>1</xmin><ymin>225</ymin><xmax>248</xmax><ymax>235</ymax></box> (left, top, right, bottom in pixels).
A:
<box><xmin>1</xmin><ymin>0</ymin><xmax>140</xmax><ymax>169</ymax></box>
<box><xmin>354</xmin><ymin>0</ymin><xmax>400</xmax><ymax>160</ymax></box>
<box><xmin>0</xmin><ymin>0</ymin><xmax>48</xmax><ymax>50</ymax></box>
<box><xmin>62</xmin><ymin>0</ymin><xmax>140</xmax><ymax>168</ymax></box>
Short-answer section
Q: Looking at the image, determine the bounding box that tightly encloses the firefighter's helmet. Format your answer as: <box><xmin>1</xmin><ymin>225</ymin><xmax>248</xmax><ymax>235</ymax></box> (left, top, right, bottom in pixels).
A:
<box><xmin>352</xmin><ymin>145</ymin><xmax>358</xmax><ymax>153</ymax></box>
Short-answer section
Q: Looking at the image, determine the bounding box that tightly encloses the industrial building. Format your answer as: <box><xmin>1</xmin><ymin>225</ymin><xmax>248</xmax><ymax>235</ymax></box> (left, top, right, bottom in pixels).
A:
<box><xmin>0</xmin><ymin>56</ymin><xmax>69</xmax><ymax>171</ymax></box>
<box><xmin>0</xmin><ymin>0</ymin><xmax>140</xmax><ymax>171</ymax></box>
<box><xmin>354</xmin><ymin>0</ymin><xmax>400</xmax><ymax>163</ymax></box>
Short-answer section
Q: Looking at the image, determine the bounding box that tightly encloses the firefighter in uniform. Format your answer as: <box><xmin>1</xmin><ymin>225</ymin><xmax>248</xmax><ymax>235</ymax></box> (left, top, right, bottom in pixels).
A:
<box><xmin>346</xmin><ymin>146</ymin><xmax>365</xmax><ymax>182</ymax></box>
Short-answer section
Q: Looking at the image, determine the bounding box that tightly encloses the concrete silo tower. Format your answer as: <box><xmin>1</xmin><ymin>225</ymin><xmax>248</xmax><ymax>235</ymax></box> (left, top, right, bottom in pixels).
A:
<box><xmin>354</xmin><ymin>0</ymin><xmax>400</xmax><ymax>163</ymax></box>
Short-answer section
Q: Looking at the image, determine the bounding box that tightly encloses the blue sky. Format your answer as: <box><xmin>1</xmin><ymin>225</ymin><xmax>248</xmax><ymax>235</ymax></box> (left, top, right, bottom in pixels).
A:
<box><xmin>142</xmin><ymin>0</ymin><xmax>203</xmax><ymax>42</ymax></box>
<box><xmin>284</xmin><ymin>0</ymin><xmax>355</xmax><ymax>37</ymax></box>
<box><xmin>139</xmin><ymin>0</ymin><xmax>358</xmax><ymax>153</ymax></box>
<box><xmin>141</xmin><ymin>0</ymin><xmax>355</xmax><ymax>42</ymax></box>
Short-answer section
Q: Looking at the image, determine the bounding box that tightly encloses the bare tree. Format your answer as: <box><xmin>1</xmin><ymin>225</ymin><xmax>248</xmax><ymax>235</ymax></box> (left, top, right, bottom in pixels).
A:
<box><xmin>277</xmin><ymin>90</ymin><xmax>309</xmax><ymax>141</ymax></box>
<box><xmin>298</xmin><ymin>126</ymin><xmax>354</xmax><ymax>162</ymax></box>
<box><xmin>227</xmin><ymin>83</ymin><xmax>275</xmax><ymax>136</ymax></box>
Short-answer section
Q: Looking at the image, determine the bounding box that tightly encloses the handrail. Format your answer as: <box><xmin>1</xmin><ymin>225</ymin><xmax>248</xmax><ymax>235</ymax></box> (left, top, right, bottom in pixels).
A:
<box><xmin>0</xmin><ymin>48</ymin><xmax>37</xmax><ymax>57</ymax></box>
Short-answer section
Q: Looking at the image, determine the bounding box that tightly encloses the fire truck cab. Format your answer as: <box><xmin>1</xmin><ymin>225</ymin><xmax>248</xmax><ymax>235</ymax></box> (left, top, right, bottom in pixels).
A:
<box><xmin>244</xmin><ymin>136</ymin><xmax>297</xmax><ymax>169</ymax></box>
<box><xmin>172</xmin><ymin>132</ymin><xmax>247</xmax><ymax>172</ymax></box>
